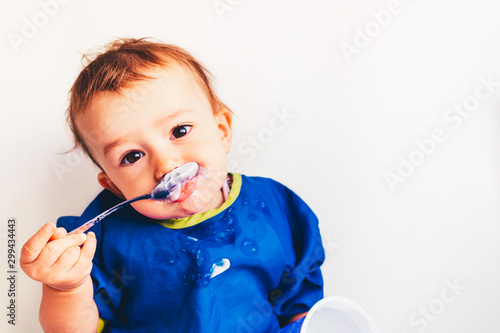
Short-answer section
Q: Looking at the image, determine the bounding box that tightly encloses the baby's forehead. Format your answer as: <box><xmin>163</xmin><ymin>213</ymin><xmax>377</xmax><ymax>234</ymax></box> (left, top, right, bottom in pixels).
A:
<box><xmin>82</xmin><ymin>66</ymin><xmax>204</xmax><ymax>113</ymax></box>
<box><xmin>116</xmin><ymin>65</ymin><xmax>209</xmax><ymax>102</ymax></box>
<box><xmin>82</xmin><ymin>65</ymin><xmax>210</xmax><ymax>119</ymax></box>
<box><xmin>77</xmin><ymin>66</ymin><xmax>214</xmax><ymax>147</ymax></box>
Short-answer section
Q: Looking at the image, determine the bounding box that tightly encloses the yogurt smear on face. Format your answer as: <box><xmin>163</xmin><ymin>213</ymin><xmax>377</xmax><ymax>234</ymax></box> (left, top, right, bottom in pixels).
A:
<box><xmin>169</xmin><ymin>166</ymin><xmax>211</xmax><ymax>202</ymax></box>
<box><xmin>150</xmin><ymin>162</ymin><xmax>200</xmax><ymax>202</ymax></box>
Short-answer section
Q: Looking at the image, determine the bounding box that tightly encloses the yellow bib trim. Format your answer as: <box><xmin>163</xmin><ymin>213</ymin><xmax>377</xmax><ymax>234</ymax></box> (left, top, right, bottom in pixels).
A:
<box><xmin>156</xmin><ymin>173</ymin><xmax>241</xmax><ymax>230</ymax></box>
<box><xmin>97</xmin><ymin>318</ymin><xmax>106</xmax><ymax>333</ymax></box>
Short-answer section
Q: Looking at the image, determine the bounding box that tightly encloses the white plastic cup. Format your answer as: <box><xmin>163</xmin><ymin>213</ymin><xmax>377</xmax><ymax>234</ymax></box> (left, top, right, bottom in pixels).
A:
<box><xmin>279</xmin><ymin>296</ymin><xmax>380</xmax><ymax>333</ymax></box>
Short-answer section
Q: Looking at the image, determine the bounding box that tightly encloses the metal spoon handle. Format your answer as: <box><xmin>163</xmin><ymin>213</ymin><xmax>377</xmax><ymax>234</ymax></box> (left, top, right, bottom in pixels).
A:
<box><xmin>67</xmin><ymin>193</ymin><xmax>152</xmax><ymax>235</ymax></box>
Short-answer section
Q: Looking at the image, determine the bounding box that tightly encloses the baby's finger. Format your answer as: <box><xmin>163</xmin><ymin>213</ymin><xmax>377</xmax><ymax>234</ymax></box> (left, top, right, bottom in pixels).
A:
<box><xmin>36</xmin><ymin>233</ymin><xmax>87</xmax><ymax>267</ymax></box>
<box><xmin>50</xmin><ymin>245</ymin><xmax>81</xmax><ymax>272</ymax></box>
<box><xmin>69</xmin><ymin>232</ymin><xmax>97</xmax><ymax>276</ymax></box>
<box><xmin>20</xmin><ymin>223</ymin><xmax>56</xmax><ymax>265</ymax></box>
<box><xmin>49</xmin><ymin>227</ymin><xmax>68</xmax><ymax>241</ymax></box>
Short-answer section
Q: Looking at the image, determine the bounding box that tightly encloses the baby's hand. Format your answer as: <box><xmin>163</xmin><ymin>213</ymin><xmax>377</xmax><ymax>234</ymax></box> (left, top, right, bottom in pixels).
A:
<box><xmin>20</xmin><ymin>222</ymin><xmax>97</xmax><ymax>292</ymax></box>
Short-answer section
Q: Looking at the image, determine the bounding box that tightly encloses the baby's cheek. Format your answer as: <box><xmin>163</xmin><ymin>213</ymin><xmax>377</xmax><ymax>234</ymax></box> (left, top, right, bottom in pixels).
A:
<box><xmin>131</xmin><ymin>201</ymin><xmax>170</xmax><ymax>220</ymax></box>
<box><xmin>131</xmin><ymin>201</ymin><xmax>156</xmax><ymax>218</ymax></box>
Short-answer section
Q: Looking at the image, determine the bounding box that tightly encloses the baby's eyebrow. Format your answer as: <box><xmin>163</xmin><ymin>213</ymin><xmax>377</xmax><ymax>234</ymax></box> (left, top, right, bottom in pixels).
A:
<box><xmin>156</xmin><ymin>109</ymin><xmax>196</xmax><ymax>127</ymax></box>
<box><xmin>103</xmin><ymin>138</ymin><xmax>123</xmax><ymax>157</ymax></box>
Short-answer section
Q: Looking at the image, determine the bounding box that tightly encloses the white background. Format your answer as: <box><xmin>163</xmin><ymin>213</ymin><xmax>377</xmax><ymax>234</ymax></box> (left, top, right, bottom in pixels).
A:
<box><xmin>1</xmin><ymin>0</ymin><xmax>499</xmax><ymax>332</ymax></box>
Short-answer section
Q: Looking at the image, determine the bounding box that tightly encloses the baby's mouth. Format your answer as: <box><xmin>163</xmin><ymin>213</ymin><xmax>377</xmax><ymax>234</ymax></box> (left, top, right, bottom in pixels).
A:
<box><xmin>172</xmin><ymin>175</ymin><xmax>198</xmax><ymax>202</ymax></box>
<box><xmin>150</xmin><ymin>162</ymin><xmax>200</xmax><ymax>202</ymax></box>
<box><xmin>165</xmin><ymin>165</ymin><xmax>212</xmax><ymax>203</ymax></box>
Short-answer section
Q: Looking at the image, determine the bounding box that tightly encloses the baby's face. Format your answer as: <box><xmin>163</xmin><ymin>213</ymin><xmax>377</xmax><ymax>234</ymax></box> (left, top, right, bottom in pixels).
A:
<box><xmin>78</xmin><ymin>66</ymin><xmax>232</xmax><ymax>219</ymax></box>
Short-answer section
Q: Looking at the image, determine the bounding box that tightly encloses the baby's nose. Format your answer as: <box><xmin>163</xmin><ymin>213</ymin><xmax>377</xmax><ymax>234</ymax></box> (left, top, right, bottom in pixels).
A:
<box><xmin>155</xmin><ymin>156</ymin><xmax>184</xmax><ymax>181</ymax></box>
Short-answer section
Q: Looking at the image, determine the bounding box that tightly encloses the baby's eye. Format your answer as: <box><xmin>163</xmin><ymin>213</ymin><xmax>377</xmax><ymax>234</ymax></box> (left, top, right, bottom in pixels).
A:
<box><xmin>171</xmin><ymin>125</ymin><xmax>192</xmax><ymax>139</ymax></box>
<box><xmin>121</xmin><ymin>151</ymin><xmax>144</xmax><ymax>165</ymax></box>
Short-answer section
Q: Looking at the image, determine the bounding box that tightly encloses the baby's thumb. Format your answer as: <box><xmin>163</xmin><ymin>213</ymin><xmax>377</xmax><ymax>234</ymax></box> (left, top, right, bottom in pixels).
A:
<box><xmin>82</xmin><ymin>232</ymin><xmax>97</xmax><ymax>260</ymax></box>
<box><xmin>49</xmin><ymin>227</ymin><xmax>68</xmax><ymax>241</ymax></box>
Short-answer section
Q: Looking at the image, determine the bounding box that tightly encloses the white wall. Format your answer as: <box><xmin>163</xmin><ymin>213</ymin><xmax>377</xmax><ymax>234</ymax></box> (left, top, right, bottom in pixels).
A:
<box><xmin>1</xmin><ymin>0</ymin><xmax>499</xmax><ymax>332</ymax></box>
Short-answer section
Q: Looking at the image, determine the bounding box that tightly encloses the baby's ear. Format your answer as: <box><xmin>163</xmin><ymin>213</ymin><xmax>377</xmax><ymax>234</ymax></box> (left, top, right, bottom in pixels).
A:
<box><xmin>98</xmin><ymin>172</ymin><xmax>125</xmax><ymax>199</ymax></box>
<box><xmin>215</xmin><ymin>106</ymin><xmax>233</xmax><ymax>153</ymax></box>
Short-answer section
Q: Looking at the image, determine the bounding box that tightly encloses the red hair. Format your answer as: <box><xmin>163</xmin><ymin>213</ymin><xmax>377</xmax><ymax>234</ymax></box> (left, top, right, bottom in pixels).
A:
<box><xmin>67</xmin><ymin>37</ymin><xmax>223</xmax><ymax>167</ymax></box>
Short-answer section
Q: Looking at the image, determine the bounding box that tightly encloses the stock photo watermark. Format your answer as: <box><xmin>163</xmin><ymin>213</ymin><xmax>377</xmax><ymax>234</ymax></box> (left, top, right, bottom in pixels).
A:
<box><xmin>55</xmin><ymin>105</ymin><xmax>297</xmax><ymax>183</ymax></box>
<box><xmin>4</xmin><ymin>218</ymin><xmax>18</xmax><ymax>326</ymax></box>
<box><xmin>52</xmin><ymin>76</ymin><xmax>162</xmax><ymax>182</ymax></box>
<box><xmin>52</xmin><ymin>149</ymin><xmax>85</xmax><ymax>182</ymax></box>
<box><xmin>229</xmin><ymin>106</ymin><xmax>297</xmax><ymax>172</ymax></box>
<box><xmin>213</xmin><ymin>0</ymin><xmax>244</xmax><ymax>21</ymax></box>
<box><xmin>385</xmin><ymin>74</ymin><xmax>499</xmax><ymax>192</ymax></box>
<box><xmin>64</xmin><ymin>267</ymin><xmax>136</xmax><ymax>333</ymax></box>
<box><xmin>339</xmin><ymin>0</ymin><xmax>402</xmax><ymax>64</ymax></box>
<box><xmin>6</xmin><ymin>0</ymin><xmax>73</xmax><ymax>54</ymax></box>
<box><xmin>236</xmin><ymin>240</ymin><xmax>328</xmax><ymax>333</ymax></box>
<box><xmin>401</xmin><ymin>277</ymin><xmax>466</xmax><ymax>333</ymax></box>
<box><xmin>323</xmin><ymin>235</ymin><xmax>341</xmax><ymax>255</ymax></box>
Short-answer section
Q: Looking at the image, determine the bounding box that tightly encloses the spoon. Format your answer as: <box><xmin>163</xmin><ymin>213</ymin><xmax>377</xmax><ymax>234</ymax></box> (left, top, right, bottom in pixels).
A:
<box><xmin>67</xmin><ymin>162</ymin><xmax>200</xmax><ymax>234</ymax></box>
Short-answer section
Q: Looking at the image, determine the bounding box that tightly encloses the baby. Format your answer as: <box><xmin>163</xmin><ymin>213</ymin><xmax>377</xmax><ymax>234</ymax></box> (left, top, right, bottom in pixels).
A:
<box><xmin>21</xmin><ymin>38</ymin><xmax>325</xmax><ymax>333</ymax></box>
